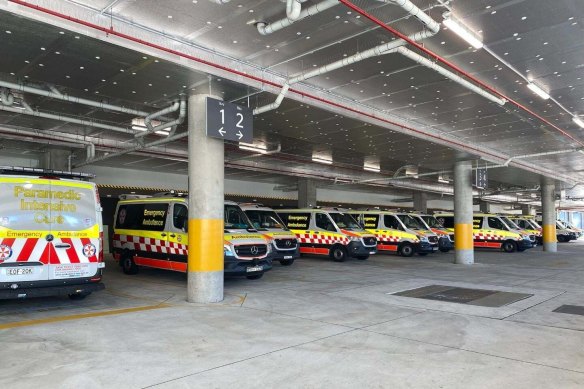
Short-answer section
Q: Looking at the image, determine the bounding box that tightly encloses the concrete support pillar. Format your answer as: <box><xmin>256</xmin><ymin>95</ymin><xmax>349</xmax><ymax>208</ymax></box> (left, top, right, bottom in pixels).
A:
<box><xmin>541</xmin><ymin>177</ymin><xmax>557</xmax><ymax>252</ymax></box>
<box><xmin>454</xmin><ymin>160</ymin><xmax>474</xmax><ymax>264</ymax></box>
<box><xmin>298</xmin><ymin>178</ymin><xmax>317</xmax><ymax>208</ymax></box>
<box><xmin>479</xmin><ymin>200</ymin><xmax>490</xmax><ymax>214</ymax></box>
<box><xmin>42</xmin><ymin>149</ymin><xmax>70</xmax><ymax>171</ymax></box>
<box><xmin>521</xmin><ymin>204</ymin><xmax>534</xmax><ymax>216</ymax></box>
<box><xmin>413</xmin><ymin>192</ymin><xmax>428</xmax><ymax>213</ymax></box>
<box><xmin>187</xmin><ymin>93</ymin><xmax>224</xmax><ymax>303</ymax></box>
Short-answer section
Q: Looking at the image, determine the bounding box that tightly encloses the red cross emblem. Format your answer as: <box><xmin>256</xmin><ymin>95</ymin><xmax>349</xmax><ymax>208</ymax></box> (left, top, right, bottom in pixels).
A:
<box><xmin>82</xmin><ymin>243</ymin><xmax>96</xmax><ymax>257</ymax></box>
<box><xmin>0</xmin><ymin>244</ymin><xmax>12</xmax><ymax>261</ymax></box>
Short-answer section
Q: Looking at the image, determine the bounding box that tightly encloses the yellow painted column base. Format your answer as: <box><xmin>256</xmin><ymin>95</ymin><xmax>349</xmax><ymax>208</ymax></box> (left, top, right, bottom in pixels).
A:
<box><xmin>454</xmin><ymin>223</ymin><xmax>474</xmax><ymax>250</ymax></box>
<box><xmin>187</xmin><ymin>218</ymin><xmax>224</xmax><ymax>272</ymax></box>
<box><xmin>542</xmin><ymin>224</ymin><xmax>557</xmax><ymax>243</ymax></box>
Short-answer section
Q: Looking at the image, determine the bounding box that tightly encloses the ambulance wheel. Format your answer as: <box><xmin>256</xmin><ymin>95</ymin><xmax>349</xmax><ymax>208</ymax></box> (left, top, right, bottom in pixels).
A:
<box><xmin>122</xmin><ymin>252</ymin><xmax>139</xmax><ymax>275</ymax></box>
<box><xmin>68</xmin><ymin>292</ymin><xmax>90</xmax><ymax>300</ymax></box>
<box><xmin>280</xmin><ymin>259</ymin><xmax>294</xmax><ymax>266</ymax></box>
<box><xmin>557</xmin><ymin>235</ymin><xmax>568</xmax><ymax>243</ymax></box>
<box><xmin>398</xmin><ymin>243</ymin><xmax>415</xmax><ymax>257</ymax></box>
<box><xmin>356</xmin><ymin>255</ymin><xmax>369</xmax><ymax>260</ymax></box>
<box><xmin>330</xmin><ymin>245</ymin><xmax>347</xmax><ymax>262</ymax></box>
<box><xmin>502</xmin><ymin>240</ymin><xmax>517</xmax><ymax>253</ymax></box>
<box><xmin>247</xmin><ymin>273</ymin><xmax>263</xmax><ymax>280</ymax></box>
<box><xmin>418</xmin><ymin>253</ymin><xmax>428</xmax><ymax>256</ymax></box>
<box><xmin>439</xmin><ymin>248</ymin><xmax>450</xmax><ymax>253</ymax></box>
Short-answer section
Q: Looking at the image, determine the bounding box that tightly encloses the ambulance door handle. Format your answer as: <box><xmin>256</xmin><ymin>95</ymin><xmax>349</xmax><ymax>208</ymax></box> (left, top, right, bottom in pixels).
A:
<box><xmin>170</xmin><ymin>234</ymin><xmax>176</xmax><ymax>238</ymax></box>
<box><xmin>161</xmin><ymin>233</ymin><xmax>167</xmax><ymax>237</ymax></box>
<box><xmin>55</xmin><ymin>244</ymin><xmax>71</xmax><ymax>249</ymax></box>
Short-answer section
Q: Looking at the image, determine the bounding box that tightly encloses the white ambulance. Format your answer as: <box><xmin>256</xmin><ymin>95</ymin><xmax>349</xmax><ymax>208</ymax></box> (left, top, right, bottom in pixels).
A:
<box><xmin>0</xmin><ymin>167</ymin><xmax>105</xmax><ymax>300</ymax></box>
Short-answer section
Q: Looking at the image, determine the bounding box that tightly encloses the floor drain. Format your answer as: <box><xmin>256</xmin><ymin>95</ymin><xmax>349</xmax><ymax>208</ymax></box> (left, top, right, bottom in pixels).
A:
<box><xmin>553</xmin><ymin>305</ymin><xmax>584</xmax><ymax>316</ymax></box>
<box><xmin>392</xmin><ymin>285</ymin><xmax>533</xmax><ymax>307</ymax></box>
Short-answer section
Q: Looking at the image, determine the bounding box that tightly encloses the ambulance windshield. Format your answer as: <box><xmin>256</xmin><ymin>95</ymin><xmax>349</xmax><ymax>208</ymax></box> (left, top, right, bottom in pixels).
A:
<box><xmin>224</xmin><ymin>204</ymin><xmax>255</xmax><ymax>231</ymax></box>
<box><xmin>328</xmin><ymin>213</ymin><xmax>362</xmax><ymax>230</ymax></box>
<box><xmin>421</xmin><ymin>215</ymin><xmax>442</xmax><ymax>228</ymax></box>
<box><xmin>397</xmin><ymin>214</ymin><xmax>423</xmax><ymax>229</ymax></box>
<box><xmin>244</xmin><ymin>210</ymin><xmax>287</xmax><ymax>231</ymax></box>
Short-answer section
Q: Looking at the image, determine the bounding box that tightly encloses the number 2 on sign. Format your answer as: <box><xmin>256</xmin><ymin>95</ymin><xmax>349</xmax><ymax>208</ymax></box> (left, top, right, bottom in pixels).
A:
<box><xmin>236</xmin><ymin>113</ymin><xmax>243</xmax><ymax>128</ymax></box>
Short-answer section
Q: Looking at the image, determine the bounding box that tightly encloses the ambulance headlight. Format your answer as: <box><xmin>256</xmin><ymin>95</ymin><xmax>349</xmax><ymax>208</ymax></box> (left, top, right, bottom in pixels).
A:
<box><xmin>348</xmin><ymin>236</ymin><xmax>361</xmax><ymax>242</ymax></box>
<box><xmin>267</xmin><ymin>243</ymin><xmax>273</xmax><ymax>253</ymax></box>
<box><xmin>224</xmin><ymin>244</ymin><xmax>234</xmax><ymax>257</ymax></box>
<box><xmin>420</xmin><ymin>236</ymin><xmax>429</xmax><ymax>243</ymax></box>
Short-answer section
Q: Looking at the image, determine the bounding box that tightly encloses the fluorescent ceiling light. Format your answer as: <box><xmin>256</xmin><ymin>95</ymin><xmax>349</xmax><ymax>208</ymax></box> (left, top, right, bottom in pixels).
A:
<box><xmin>132</xmin><ymin>125</ymin><xmax>146</xmax><ymax>131</ymax></box>
<box><xmin>573</xmin><ymin>116</ymin><xmax>584</xmax><ymax>128</ymax></box>
<box><xmin>527</xmin><ymin>82</ymin><xmax>550</xmax><ymax>100</ymax></box>
<box><xmin>443</xmin><ymin>18</ymin><xmax>483</xmax><ymax>49</ymax></box>
<box><xmin>364</xmin><ymin>166</ymin><xmax>380</xmax><ymax>173</ymax></box>
<box><xmin>239</xmin><ymin>142</ymin><xmax>268</xmax><ymax>154</ymax></box>
<box><xmin>312</xmin><ymin>156</ymin><xmax>333</xmax><ymax>165</ymax></box>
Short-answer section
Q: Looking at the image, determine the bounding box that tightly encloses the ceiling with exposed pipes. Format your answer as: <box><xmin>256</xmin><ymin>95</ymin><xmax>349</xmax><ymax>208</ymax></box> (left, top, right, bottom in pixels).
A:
<box><xmin>0</xmin><ymin>0</ymin><xmax>583</xmax><ymax>205</ymax></box>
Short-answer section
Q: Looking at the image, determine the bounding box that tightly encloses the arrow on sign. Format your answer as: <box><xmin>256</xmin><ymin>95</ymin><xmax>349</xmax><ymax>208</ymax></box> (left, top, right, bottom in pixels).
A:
<box><xmin>218</xmin><ymin>127</ymin><xmax>225</xmax><ymax>137</ymax></box>
<box><xmin>236</xmin><ymin>130</ymin><xmax>243</xmax><ymax>140</ymax></box>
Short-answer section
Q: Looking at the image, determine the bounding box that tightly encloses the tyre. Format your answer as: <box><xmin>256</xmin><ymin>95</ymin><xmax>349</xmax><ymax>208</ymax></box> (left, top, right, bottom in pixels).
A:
<box><xmin>247</xmin><ymin>273</ymin><xmax>263</xmax><ymax>280</ymax></box>
<box><xmin>122</xmin><ymin>252</ymin><xmax>139</xmax><ymax>275</ymax></box>
<box><xmin>399</xmin><ymin>243</ymin><xmax>415</xmax><ymax>257</ymax></box>
<box><xmin>330</xmin><ymin>245</ymin><xmax>347</xmax><ymax>262</ymax></box>
<box><xmin>557</xmin><ymin>235</ymin><xmax>568</xmax><ymax>243</ymax></box>
<box><xmin>502</xmin><ymin>240</ymin><xmax>517</xmax><ymax>253</ymax></box>
<box><xmin>439</xmin><ymin>248</ymin><xmax>450</xmax><ymax>253</ymax></box>
<box><xmin>418</xmin><ymin>253</ymin><xmax>428</xmax><ymax>256</ymax></box>
<box><xmin>356</xmin><ymin>255</ymin><xmax>369</xmax><ymax>260</ymax></box>
<box><xmin>280</xmin><ymin>259</ymin><xmax>294</xmax><ymax>266</ymax></box>
<box><xmin>68</xmin><ymin>292</ymin><xmax>90</xmax><ymax>300</ymax></box>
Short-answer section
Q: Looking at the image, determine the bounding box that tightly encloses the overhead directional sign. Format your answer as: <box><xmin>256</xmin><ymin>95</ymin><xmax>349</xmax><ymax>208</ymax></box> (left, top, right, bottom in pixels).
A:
<box><xmin>475</xmin><ymin>167</ymin><xmax>488</xmax><ymax>190</ymax></box>
<box><xmin>206</xmin><ymin>97</ymin><xmax>253</xmax><ymax>143</ymax></box>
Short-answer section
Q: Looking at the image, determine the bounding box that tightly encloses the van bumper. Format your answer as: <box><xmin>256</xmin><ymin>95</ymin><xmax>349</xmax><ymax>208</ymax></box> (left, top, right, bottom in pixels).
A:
<box><xmin>0</xmin><ymin>280</ymin><xmax>105</xmax><ymax>300</ymax></box>
<box><xmin>517</xmin><ymin>240</ymin><xmax>534</xmax><ymax>250</ymax></box>
<box><xmin>224</xmin><ymin>257</ymin><xmax>272</xmax><ymax>277</ymax></box>
<box><xmin>272</xmin><ymin>247</ymin><xmax>300</xmax><ymax>262</ymax></box>
<box><xmin>438</xmin><ymin>237</ymin><xmax>454</xmax><ymax>251</ymax></box>
<box><xmin>418</xmin><ymin>241</ymin><xmax>439</xmax><ymax>254</ymax></box>
<box><xmin>347</xmin><ymin>242</ymin><xmax>377</xmax><ymax>258</ymax></box>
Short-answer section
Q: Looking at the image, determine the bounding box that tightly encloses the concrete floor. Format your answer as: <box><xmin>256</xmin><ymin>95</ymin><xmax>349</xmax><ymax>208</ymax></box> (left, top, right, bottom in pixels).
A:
<box><xmin>2</xmin><ymin>243</ymin><xmax>584</xmax><ymax>388</ymax></box>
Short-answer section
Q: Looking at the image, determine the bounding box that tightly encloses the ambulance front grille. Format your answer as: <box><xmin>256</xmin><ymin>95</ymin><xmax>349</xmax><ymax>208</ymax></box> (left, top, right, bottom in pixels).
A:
<box><xmin>362</xmin><ymin>237</ymin><xmax>377</xmax><ymax>246</ymax></box>
<box><xmin>274</xmin><ymin>239</ymin><xmax>297</xmax><ymax>250</ymax></box>
<box><xmin>234</xmin><ymin>244</ymin><xmax>268</xmax><ymax>258</ymax></box>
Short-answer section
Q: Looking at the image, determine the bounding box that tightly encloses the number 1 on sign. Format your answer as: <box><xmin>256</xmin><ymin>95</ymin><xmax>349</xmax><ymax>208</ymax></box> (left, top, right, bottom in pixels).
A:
<box><xmin>220</xmin><ymin>109</ymin><xmax>225</xmax><ymax>124</ymax></box>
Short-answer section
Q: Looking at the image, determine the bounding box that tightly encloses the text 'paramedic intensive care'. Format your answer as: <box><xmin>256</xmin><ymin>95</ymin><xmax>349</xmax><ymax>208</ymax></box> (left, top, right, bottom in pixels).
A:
<box><xmin>14</xmin><ymin>186</ymin><xmax>81</xmax><ymax>213</ymax></box>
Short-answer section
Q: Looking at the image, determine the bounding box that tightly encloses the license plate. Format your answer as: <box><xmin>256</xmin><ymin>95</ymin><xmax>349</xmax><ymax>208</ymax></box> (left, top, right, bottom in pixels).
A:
<box><xmin>246</xmin><ymin>266</ymin><xmax>263</xmax><ymax>273</ymax></box>
<box><xmin>369</xmin><ymin>251</ymin><xmax>376</xmax><ymax>254</ymax></box>
<box><xmin>284</xmin><ymin>256</ymin><xmax>293</xmax><ymax>259</ymax></box>
<box><xmin>7</xmin><ymin>267</ymin><xmax>33</xmax><ymax>276</ymax></box>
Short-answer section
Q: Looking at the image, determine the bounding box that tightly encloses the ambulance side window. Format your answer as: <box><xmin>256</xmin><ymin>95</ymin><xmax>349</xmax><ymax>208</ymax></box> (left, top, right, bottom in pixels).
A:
<box><xmin>487</xmin><ymin>217</ymin><xmax>506</xmax><ymax>230</ymax></box>
<box><xmin>115</xmin><ymin>203</ymin><xmax>168</xmax><ymax>231</ymax></box>
<box><xmin>384</xmin><ymin>215</ymin><xmax>403</xmax><ymax>231</ymax></box>
<box><xmin>437</xmin><ymin>217</ymin><xmax>452</xmax><ymax>228</ymax></box>
<box><xmin>473</xmin><ymin>217</ymin><xmax>484</xmax><ymax>229</ymax></box>
<box><xmin>316</xmin><ymin>213</ymin><xmax>336</xmax><ymax>232</ymax></box>
<box><xmin>173</xmin><ymin>204</ymin><xmax>188</xmax><ymax>232</ymax></box>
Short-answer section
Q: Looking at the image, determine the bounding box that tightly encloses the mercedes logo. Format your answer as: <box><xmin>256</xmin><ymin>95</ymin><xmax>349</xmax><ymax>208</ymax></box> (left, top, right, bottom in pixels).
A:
<box><xmin>285</xmin><ymin>240</ymin><xmax>291</xmax><ymax>247</ymax></box>
<box><xmin>250</xmin><ymin>246</ymin><xmax>259</xmax><ymax>255</ymax></box>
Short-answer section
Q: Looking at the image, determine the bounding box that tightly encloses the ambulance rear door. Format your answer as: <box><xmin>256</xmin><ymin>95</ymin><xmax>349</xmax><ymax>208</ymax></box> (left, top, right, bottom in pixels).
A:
<box><xmin>48</xmin><ymin>180</ymin><xmax>102</xmax><ymax>281</ymax></box>
<box><xmin>0</xmin><ymin>176</ymin><xmax>51</xmax><ymax>283</ymax></box>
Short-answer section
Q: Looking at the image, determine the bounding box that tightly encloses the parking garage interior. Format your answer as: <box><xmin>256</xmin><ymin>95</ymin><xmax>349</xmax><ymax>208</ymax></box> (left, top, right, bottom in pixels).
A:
<box><xmin>1</xmin><ymin>0</ymin><xmax>584</xmax><ymax>387</ymax></box>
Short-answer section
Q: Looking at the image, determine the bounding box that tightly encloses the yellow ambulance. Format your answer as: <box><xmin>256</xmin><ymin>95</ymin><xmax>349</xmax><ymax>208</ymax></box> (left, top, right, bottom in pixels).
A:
<box><xmin>434</xmin><ymin>213</ymin><xmax>533</xmax><ymax>252</ymax></box>
<box><xmin>509</xmin><ymin>216</ymin><xmax>543</xmax><ymax>245</ymax></box>
<box><xmin>113</xmin><ymin>195</ymin><xmax>273</xmax><ymax>279</ymax></box>
<box><xmin>0</xmin><ymin>167</ymin><xmax>105</xmax><ymax>300</ymax></box>
<box><xmin>240</xmin><ymin>203</ymin><xmax>299</xmax><ymax>266</ymax></box>
<box><xmin>276</xmin><ymin>208</ymin><xmax>377</xmax><ymax>261</ymax></box>
<box><xmin>349</xmin><ymin>211</ymin><xmax>433</xmax><ymax>257</ymax></box>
